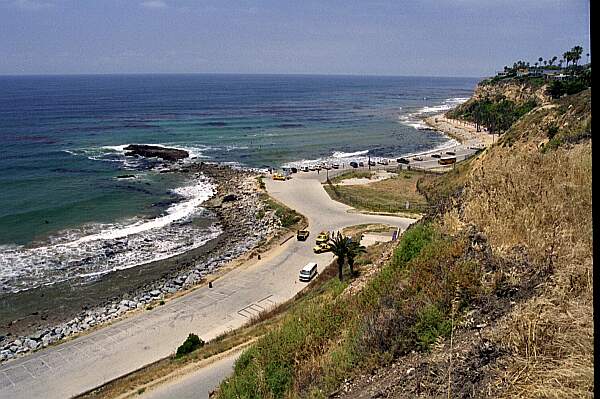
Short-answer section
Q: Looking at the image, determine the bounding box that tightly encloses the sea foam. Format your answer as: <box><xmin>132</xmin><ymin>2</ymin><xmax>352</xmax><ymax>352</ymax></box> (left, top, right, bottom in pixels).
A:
<box><xmin>0</xmin><ymin>177</ymin><xmax>219</xmax><ymax>294</ymax></box>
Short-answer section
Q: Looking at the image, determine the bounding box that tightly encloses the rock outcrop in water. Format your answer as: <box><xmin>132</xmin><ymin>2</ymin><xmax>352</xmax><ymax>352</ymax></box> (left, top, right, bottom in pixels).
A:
<box><xmin>124</xmin><ymin>144</ymin><xmax>189</xmax><ymax>161</ymax></box>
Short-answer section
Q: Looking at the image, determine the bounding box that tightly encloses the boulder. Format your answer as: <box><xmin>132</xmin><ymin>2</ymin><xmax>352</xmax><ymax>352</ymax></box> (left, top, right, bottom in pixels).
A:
<box><xmin>222</xmin><ymin>193</ymin><xmax>238</xmax><ymax>202</ymax></box>
<box><xmin>123</xmin><ymin>145</ymin><xmax>189</xmax><ymax>161</ymax></box>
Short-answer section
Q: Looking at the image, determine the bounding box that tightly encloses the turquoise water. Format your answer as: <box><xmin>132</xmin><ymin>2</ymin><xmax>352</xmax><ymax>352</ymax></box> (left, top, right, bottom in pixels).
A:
<box><xmin>0</xmin><ymin>74</ymin><xmax>476</xmax><ymax>292</ymax></box>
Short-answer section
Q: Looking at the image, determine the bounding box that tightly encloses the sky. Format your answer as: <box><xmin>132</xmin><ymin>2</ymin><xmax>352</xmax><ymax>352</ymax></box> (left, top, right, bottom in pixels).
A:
<box><xmin>0</xmin><ymin>0</ymin><xmax>591</xmax><ymax>77</ymax></box>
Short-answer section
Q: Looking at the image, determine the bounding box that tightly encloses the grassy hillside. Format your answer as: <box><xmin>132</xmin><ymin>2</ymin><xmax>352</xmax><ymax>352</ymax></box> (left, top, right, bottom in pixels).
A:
<box><xmin>216</xmin><ymin>85</ymin><xmax>592</xmax><ymax>398</ymax></box>
<box><xmin>323</xmin><ymin>170</ymin><xmax>429</xmax><ymax>215</ymax></box>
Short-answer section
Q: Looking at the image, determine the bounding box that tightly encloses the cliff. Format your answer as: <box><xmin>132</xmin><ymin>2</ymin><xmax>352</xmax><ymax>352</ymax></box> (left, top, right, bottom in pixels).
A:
<box><xmin>446</xmin><ymin>78</ymin><xmax>551</xmax><ymax>133</ymax></box>
<box><xmin>475</xmin><ymin>78</ymin><xmax>552</xmax><ymax>104</ymax></box>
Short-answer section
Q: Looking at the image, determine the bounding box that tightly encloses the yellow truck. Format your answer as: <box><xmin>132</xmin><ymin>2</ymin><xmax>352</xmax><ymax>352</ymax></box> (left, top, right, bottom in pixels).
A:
<box><xmin>313</xmin><ymin>243</ymin><xmax>332</xmax><ymax>253</ymax></box>
<box><xmin>315</xmin><ymin>231</ymin><xmax>330</xmax><ymax>244</ymax></box>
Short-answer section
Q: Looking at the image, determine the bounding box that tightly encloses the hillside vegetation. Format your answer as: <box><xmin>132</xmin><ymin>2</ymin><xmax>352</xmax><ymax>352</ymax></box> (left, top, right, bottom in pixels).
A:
<box><xmin>216</xmin><ymin>82</ymin><xmax>592</xmax><ymax>398</ymax></box>
<box><xmin>324</xmin><ymin>170</ymin><xmax>429</xmax><ymax>215</ymax></box>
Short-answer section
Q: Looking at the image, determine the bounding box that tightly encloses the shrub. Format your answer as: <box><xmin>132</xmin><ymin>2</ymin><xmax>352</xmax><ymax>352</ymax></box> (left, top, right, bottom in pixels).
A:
<box><xmin>175</xmin><ymin>333</ymin><xmax>205</xmax><ymax>358</ymax></box>
<box><xmin>546</xmin><ymin>124</ymin><xmax>559</xmax><ymax>139</ymax></box>
<box><xmin>257</xmin><ymin>176</ymin><xmax>266</xmax><ymax>190</ymax></box>
<box><xmin>262</xmin><ymin>196</ymin><xmax>302</xmax><ymax>228</ymax></box>
<box><xmin>448</xmin><ymin>95</ymin><xmax>537</xmax><ymax>133</ymax></box>
<box><xmin>412</xmin><ymin>304</ymin><xmax>452</xmax><ymax>351</ymax></box>
<box><xmin>392</xmin><ymin>223</ymin><xmax>435</xmax><ymax>267</ymax></box>
<box><xmin>547</xmin><ymin>79</ymin><xmax>588</xmax><ymax>99</ymax></box>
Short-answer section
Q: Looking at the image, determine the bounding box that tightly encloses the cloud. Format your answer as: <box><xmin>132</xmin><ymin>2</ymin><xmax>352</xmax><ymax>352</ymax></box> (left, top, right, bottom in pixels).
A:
<box><xmin>140</xmin><ymin>0</ymin><xmax>167</xmax><ymax>9</ymax></box>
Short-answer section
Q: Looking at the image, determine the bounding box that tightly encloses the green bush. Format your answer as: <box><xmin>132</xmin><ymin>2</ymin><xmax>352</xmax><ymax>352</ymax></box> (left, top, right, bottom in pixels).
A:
<box><xmin>392</xmin><ymin>223</ymin><xmax>435</xmax><ymax>267</ymax></box>
<box><xmin>448</xmin><ymin>95</ymin><xmax>537</xmax><ymax>133</ymax></box>
<box><xmin>264</xmin><ymin>197</ymin><xmax>301</xmax><ymax>228</ymax></box>
<box><xmin>412</xmin><ymin>304</ymin><xmax>452</xmax><ymax>351</ymax></box>
<box><xmin>547</xmin><ymin>79</ymin><xmax>588</xmax><ymax>99</ymax></box>
<box><xmin>175</xmin><ymin>333</ymin><xmax>205</xmax><ymax>358</ymax></box>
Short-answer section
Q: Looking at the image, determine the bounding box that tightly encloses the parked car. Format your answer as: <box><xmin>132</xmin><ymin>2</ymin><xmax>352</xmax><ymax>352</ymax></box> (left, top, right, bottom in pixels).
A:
<box><xmin>368</xmin><ymin>160</ymin><xmax>376</xmax><ymax>166</ymax></box>
<box><xmin>349</xmin><ymin>161</ymin><xmax>358</xmax><ymax>168</ymax></box>
<box><xmin>445</xmin><ymin>151</ymin><xmax>456</xmax><ymax>156</ymax></box>
<box><xmin>413</xmin><ymin>156</ymin><xmax>424</xmax><ymax>161</ymax></box>
<box><xmin>290</xmin><ymin>167</ymin><xmax>298</xmax><ymax>173</ymax></box>
<box><xmin>315</xmin><ymin>231</ymin><xmax>330</xmax><ymax>244</ymax></box>
<box><xmin>299</xmin><ymin>262</ymin><xmax>318</xmax><ymax>282</ymax></box>
<box><xmin>312</xmin><ymin>243</ymin><xmax>332</xmax><ymax>254</ymax></box>
<box><xmin>438</xmin><ymin>156</ymin><xmax>456</xmax><ymax>165</ymax></box>
<box><xmin>296</xmin><ymin>230</ymin><xmax>310</xmax><ymax>241</ymax></box>
<box><xmin>301</xmin><ymin>166</ymin><xmax>309</xmax><ymax>172</ymax></box>
<box><xmin>379</xmin><ymin>159</ymin><xmax>389</xmax><ymax>165</ymax></box>
<box><xmin>431</xmin><ymin>153</ymin><xmax>441</xmax><ymax>159</ymax></box>
<box><xmin>272</xmin><ymin>173</ymin><xmax>286</xmax><ymax>181</ymax></box>
<box><xmin>332</xmin><ymin>163</ymin><xmax>340</xmax><ymax>169</ymax></box>
<box><xmin>358</xmin><ymin>161</ymin><xmax>365</xmax><ymax>167</ymax></box>
<box><xmin>397</xmin><ymin>157</ymin><xmax>410</xmax><ymax>164</ymax></box>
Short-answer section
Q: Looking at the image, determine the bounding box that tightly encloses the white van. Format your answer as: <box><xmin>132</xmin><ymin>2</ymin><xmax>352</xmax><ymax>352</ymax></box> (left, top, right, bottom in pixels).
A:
<box><xmin>299</xmin><ymin>262</ymin><xmax>317</xmax><ymax>282</ymax></box>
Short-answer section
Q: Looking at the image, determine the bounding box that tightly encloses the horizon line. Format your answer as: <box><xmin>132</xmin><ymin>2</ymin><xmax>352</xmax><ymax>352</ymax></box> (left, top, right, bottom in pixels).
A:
<box><xmin>0</xmin><ymin>71</ymin><xmax>485</xmax><ymax>79</ymax></box>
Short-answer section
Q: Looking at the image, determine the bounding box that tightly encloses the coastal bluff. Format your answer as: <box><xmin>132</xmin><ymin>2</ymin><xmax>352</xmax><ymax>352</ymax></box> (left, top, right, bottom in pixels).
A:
<box><xmin>124</xmin><ymin>144</ymin><xmax>189</xmax><ymax>161</ymax></box>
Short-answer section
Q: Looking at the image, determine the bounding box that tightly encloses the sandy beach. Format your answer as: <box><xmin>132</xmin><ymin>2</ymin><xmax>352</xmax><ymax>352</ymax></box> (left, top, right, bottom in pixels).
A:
<box><xmin>424</xmin><ymin>113</ymin><xmax>497</xmax><ymax>148</ymax></box>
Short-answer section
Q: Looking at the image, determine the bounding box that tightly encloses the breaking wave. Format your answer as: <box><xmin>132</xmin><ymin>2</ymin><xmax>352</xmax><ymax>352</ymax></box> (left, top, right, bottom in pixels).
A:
<box><xmin>398</xmin><ymin>97</ymin><xmax>470</xmax><ymax>130</ymax></box>
<box><xmin>0</xmin><ymin>177</ymin><xmax>219</xmax><ymax>294</ymax></box>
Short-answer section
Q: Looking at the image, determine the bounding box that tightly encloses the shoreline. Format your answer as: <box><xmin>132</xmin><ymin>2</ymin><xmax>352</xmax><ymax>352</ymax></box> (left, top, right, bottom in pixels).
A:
<box><xmin>0</xmin><ymin>162</ymin><xmax>288</xmax><ymax>364</ymax></box>
<box><xmin>423</xmin><ymin>113</ymin><xmax>496</xmax><ymax>148</ymax></box>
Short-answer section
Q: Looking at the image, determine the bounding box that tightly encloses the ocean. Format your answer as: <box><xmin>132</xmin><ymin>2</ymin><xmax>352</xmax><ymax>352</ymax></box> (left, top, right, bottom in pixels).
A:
<box><xmin>0</xmin><ymin>74</ymin><xmax>476</xmax><ymax>294</ymax></box>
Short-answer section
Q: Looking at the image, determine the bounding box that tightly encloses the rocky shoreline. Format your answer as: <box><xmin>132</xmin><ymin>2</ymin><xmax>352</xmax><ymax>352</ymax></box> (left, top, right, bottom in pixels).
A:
<box><xmin>0</xmin><ymin>162</ymin><xmax>284</xmax><ymax>364</ymax></box>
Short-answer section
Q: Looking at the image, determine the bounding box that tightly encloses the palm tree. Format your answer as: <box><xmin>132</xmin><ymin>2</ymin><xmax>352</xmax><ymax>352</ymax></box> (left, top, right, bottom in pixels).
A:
<box><xmin>329</xmin><ymin>232</ymin><xmax>353</xmax><ymax>280</ymax></box>
<box><xmin>347</xmin><ymin>241</ymin><xmax>367</xmax><ymax>277</ymax></box>
<box><xmin>571</xmin><ymin>46</ymin><xmax>583</xmax><ymax>66</ymax></box>
<box><xmin>563</xmin><ymin>51</ymin><xmax>571</xmax><ymax>67</ymax></box>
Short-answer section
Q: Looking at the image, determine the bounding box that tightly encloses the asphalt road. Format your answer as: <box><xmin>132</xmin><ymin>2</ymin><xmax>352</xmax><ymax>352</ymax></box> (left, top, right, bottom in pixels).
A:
<box><xmin>139</xmin><ymin>348</ymin><xmax>242</xmax><ymax>399</ymax></box>
<box><xmin>0</xmin><ymin>168</ymin><xmax>414</xmax><ymax>399</ymax></box>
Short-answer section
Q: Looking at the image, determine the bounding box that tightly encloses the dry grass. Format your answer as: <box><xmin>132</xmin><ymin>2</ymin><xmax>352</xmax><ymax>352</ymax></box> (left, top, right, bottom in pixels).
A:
<box><xmin>341</xmin><ymin>223</ymin><xmax>395</xmax><ymax>239</ymax></box>
<box><xmin>456</xmin><ymin>139</ymin><xmax>593</xmax><ymax>397</ymax></box>
<box><xmin>463</xmin><ymin>144</ymin><xmax>591</xmax><ymax>262</ymax></box>
<box><xmin>329</xmin><ymin>170</ymin><xmax>374</xmax><ymax>184</ymax></box>
<box><xmin>324</xmin><ymin>170</ymin><xmax>429</xmax><ymax>214</ymax></box>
